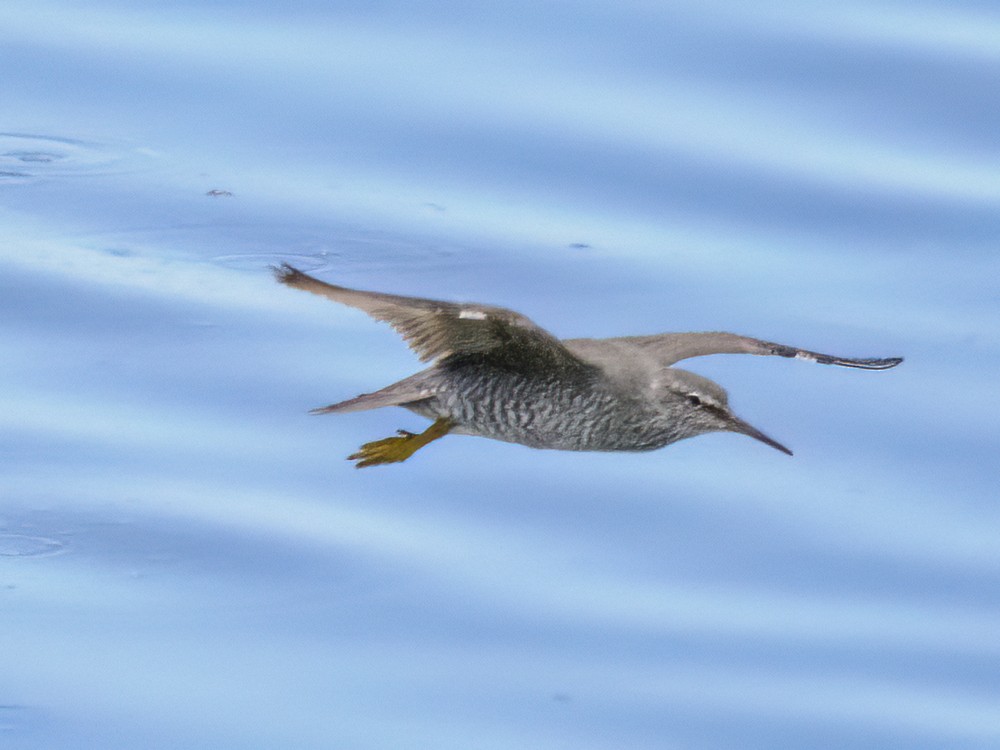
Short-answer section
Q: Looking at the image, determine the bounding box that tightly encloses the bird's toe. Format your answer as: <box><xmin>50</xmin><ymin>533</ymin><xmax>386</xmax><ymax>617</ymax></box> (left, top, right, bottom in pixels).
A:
<box><xmin>348</xmin><ymin>433</ymin><xmax>422</xmax><ymax>468</ymax></box>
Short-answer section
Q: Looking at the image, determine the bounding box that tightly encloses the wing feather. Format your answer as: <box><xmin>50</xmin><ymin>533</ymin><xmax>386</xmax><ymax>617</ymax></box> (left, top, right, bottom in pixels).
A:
<box><xmin>275</xmin><ymin>264</ymin><xmax>586</xmax><ymax>370</ymax></box>
<box><xmin>565</xmin><ymin>332</ymin><xmax>903</xmax><ymax>370</ymax></box>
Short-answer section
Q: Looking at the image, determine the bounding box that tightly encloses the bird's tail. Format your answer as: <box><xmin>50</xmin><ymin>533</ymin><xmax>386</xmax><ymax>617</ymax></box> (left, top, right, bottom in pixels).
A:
<box><xmin>308</xmin><ymin>374</ymin><xmax>434</xmax><ymax>415</ymax></box>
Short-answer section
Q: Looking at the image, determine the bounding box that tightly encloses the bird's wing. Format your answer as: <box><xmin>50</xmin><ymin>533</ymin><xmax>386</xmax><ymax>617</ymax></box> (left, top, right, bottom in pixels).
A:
<box><xmin>564</xmin><ymin>332</ymin><xmax>903</xmax><ymax>370</ymax></box>
<box><xmin>275</xmin><ymin>264</ymin><xmax>586</xmax><ymax>369</ymax></box>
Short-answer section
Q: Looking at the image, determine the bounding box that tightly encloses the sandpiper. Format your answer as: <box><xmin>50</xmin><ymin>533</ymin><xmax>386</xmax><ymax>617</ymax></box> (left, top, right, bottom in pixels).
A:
<box><xmin>276</xmin><ymin>264</ymin><xmax>902</xmax><ymax>467</ymax></box>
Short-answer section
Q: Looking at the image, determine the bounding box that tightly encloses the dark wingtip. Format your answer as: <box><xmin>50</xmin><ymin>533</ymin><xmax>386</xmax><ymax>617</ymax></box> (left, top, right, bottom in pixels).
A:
<box><xmin>805</xmin><ymin>353</ymin><xmax>904</xmax><ymax>370</ymax></box>
<box><xmin>271</xmin><ymin>262</ymin><xmax>301</xmax><ymax>285</ymax></box>
<box><xmin>769</xmin><ymin>343</ymin><xmax>904</xmax><ymax>370</ymax></box>
<box><xmin>837</xmin><ymin>356</ymin><xmax>904</xmax><ymax>370</ymax></box>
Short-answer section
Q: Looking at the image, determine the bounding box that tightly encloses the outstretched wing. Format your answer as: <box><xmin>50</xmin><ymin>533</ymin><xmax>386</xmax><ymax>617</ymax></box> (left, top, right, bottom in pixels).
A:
<box><xmin>274</xmin><ymin>264</ymin><xmax>587</xmax><ymax>370</ymax></box>
<box><xmin>565</xmin><ymin>331</ymin><xmax>903</xmax><ymax>370</ymax></box>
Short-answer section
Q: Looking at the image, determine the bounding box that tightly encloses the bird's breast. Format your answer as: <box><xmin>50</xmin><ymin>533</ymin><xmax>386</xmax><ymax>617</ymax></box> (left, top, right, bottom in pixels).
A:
<box><xmin>421</xmin><ymin>360</ymin><xmax>674</xmax><ymax>451</ymax></box>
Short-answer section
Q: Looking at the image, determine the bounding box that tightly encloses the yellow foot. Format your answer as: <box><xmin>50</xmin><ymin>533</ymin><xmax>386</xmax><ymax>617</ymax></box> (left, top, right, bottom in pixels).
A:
<box><xmin>348</xmin><ymin>417</ymin><xmax>452</xmax><ymax>468</ymax></box>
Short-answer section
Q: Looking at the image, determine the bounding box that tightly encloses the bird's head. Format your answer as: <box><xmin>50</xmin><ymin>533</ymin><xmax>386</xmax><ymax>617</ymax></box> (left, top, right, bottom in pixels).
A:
<box><xmin>656</xmin><ymin>369</ymin><xmax>792</xmax><ymax>455</ymax></box>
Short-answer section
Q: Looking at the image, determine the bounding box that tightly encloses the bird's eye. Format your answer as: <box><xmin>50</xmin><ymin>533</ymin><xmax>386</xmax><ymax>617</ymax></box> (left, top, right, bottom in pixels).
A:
<box><xmin>686</xmin><ymin>394</ymin><xmax>702</xmax><ymax>407</ymax></box>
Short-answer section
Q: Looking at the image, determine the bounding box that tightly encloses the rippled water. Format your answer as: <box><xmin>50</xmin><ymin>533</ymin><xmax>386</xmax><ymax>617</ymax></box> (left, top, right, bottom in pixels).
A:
<box><xmin>2</xmin><ymin>1</ymin><xmax>999</xmax><ymax>748</ymax></box>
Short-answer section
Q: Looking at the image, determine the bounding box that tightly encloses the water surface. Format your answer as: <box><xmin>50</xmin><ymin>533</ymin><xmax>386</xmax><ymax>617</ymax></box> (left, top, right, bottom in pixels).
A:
<box><xmin>2</xmin><ymin>1</ymin><xmax>999</xmax><ymax>748</ymax></box>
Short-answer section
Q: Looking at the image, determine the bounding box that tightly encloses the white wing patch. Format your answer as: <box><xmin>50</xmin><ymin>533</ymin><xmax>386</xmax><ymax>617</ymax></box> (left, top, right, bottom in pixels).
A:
<box><xmin>794</xmin><ymin>351</ymin><xmax>818</xmax><ymax>362</ymax></box>
<box><xmin>458</xmin><ymin>309</ymin><xmax>488</xmax><ymax>320</ymax></box>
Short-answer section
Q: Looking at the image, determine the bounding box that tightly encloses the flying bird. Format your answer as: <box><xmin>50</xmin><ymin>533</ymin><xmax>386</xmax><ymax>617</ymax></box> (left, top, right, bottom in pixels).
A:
<box><xmin>275</xmin><ymin>264</ymin><xmax>902</xmax><ymax>468</ymax></box>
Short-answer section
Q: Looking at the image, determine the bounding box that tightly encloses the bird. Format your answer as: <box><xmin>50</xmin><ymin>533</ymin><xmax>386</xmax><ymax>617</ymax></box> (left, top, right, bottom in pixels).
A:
<box><xmin>275</xmin><ymin>264</ymin><xmax>902</xmax><ymax>468</ymax></box>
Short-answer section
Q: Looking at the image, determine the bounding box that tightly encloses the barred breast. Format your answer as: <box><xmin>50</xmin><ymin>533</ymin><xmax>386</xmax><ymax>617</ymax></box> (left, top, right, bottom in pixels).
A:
<box><xmin>414</xmin><ymin>360</ymin><xmax>673</xmax><ymax>451</ymax></box>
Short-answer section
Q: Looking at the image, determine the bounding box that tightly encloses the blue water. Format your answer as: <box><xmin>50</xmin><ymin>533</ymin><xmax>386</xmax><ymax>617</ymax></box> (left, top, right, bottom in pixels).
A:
<box><xmin>3</xmin><ymin>1</ymin><xmax>999</xmax><ymax>748</ymax></box>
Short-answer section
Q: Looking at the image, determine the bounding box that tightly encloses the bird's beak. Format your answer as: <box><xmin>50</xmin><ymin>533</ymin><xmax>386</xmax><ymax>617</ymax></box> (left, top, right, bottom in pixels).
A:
<box><xmin>727</xmin><ymin>414</ymin><xmax>793</xmax><ymax>456</ymax></box>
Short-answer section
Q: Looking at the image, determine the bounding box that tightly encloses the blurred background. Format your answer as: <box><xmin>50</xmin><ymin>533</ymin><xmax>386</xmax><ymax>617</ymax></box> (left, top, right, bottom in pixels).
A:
<box><xmin>2</xmin><ymin>1</ymin><xmax>999</xmax><ymax>748</ymax></box>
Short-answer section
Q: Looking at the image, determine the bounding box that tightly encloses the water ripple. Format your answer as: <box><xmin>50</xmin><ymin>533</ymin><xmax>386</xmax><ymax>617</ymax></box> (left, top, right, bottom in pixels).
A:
<box><xmin>0</xmin><ymin>132</ymin><xmax>156</xmax><ymax>183</ymax></box>
<box><xmin>0</xmin><ymin>534</ymin><xmax>65</xmax><ymax>558</ymax></box>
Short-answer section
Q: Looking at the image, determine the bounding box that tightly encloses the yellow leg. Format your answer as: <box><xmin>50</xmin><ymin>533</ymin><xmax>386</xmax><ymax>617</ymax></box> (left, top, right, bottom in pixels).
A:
<box><xmin>348</xmin><ymin>417</ymin><xmax>453</xmax><ymax>468</ymax></box>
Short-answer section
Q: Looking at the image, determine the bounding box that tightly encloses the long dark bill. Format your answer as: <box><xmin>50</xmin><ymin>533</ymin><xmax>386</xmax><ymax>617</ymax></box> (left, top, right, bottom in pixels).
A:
<box><xmin>729</xmin><ymin>415</ymin><xmax>793</xmax><ymax>456</ymax></box>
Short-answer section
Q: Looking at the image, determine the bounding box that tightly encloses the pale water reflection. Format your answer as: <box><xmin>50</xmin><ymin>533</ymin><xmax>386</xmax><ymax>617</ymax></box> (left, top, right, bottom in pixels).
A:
<box><xmin>2</xmin><ymin>0</ymin><xmax>999</xmax><ymax>748</ymax></box>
